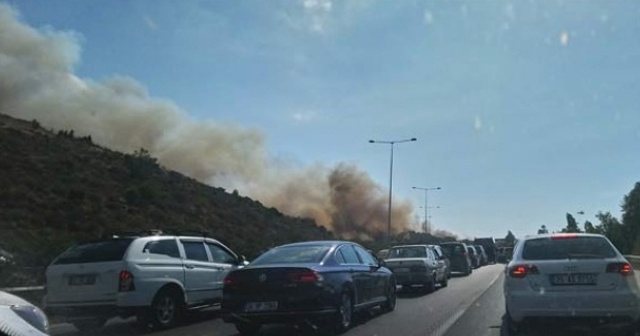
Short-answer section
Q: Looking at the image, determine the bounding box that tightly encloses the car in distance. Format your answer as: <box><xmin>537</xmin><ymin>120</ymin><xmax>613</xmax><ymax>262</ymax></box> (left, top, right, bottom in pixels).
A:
<box><xmin>222</xmin><ymin>241</ymin><xmax>396</xmax><ymax>335</ymax></box>
<box><xmin>377</xmin><ymin>249</ymin><xmax>390</xmax><ymax>260</ymax></box>
<box><xmin>0</xmin><ymin>290</ymin><xmax>50</xmax><ymax>335</ymax></box>
<box><xmin>474</xmin><ymin>237</ymin><xmax>497</xmax><ymax>264</ymax></box>
<box><xmin>385</xmin><ymin>245</ymin><xmax>447</xmax><ymax>292</ymax></box>
<box><xmin>474</xmin><ymin>245</ymin><xmax>488</xmax><ymax>266</ymax></box>
<box><xmin>467</xmin><ymin>245</ymin><xmax>480</xmax><ymax>268</ymax></box>
<box><xmin>44</xmin><ymin>230</ymin><xmax>246</xmax><ymax>331</ymax></box>
<box><xmin>431</xmin><ymin>244</ymin><xmax>451</xmax><ymax>278</ymax></box>
<box><xmin>504</xmin><ymin>233</ymin><xmax>640</xmax><ymax>333</ymax></box>
<box><xmin>439</xmin><ymin>242</ymin><xmax>473</xmax><ymax>276</ymax></box>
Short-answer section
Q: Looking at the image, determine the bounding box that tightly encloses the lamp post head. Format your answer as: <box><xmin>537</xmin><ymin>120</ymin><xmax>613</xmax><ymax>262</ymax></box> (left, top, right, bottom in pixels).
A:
<box><xmin>368</xmin><ymin>140</ymin><xmax>375</xmax><ymax>143</ymax></box>
<box><xmin>410</xmin><ymin>138</ymin><xmax>417</xmax><ymax>141</ymax></box>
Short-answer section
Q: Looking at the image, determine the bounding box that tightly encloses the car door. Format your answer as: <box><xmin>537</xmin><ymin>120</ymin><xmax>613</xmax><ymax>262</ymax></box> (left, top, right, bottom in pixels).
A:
<box><xmin>433</xmin><ymin>246</ymin><xmax>450</xmax><ymax>276</ymax></box>
<box><xmin>337</xmin><ymin>244</ymin><xmax>370</xmax><ymax>305</ymax></box>
<box><xmin>180</xmin><ymin>239</ymin><xmax>217</xmax><ymax>304</ymax></box>
<box><xmin>354</xmin><ymin>246</ymin><xmax>386</xmax><ymax>303</ymax></box>
<box><xmin>205</xmin><ymin>241</ymin><xmax>239</xmax><ymax>300</ymax></box>
<box><xmin>428</xmin><ymin>247</ymin><xmax>445</xmax><ymax>281</ymax></box>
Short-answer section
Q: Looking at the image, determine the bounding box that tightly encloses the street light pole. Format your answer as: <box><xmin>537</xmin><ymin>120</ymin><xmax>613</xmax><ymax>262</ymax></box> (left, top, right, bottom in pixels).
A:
<box><xmin>412</xmin><ymin>186</ymin><xmax>441</xmax><ymax>233</ymax></box>
<box><xmin>369</xmin><ymin>137</ymin><xmax>417</xmax><ymax>240</ymax></box>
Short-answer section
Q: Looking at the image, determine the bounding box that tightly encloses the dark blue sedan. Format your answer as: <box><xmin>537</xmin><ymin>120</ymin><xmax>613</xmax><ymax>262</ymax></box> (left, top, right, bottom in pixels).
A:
<box><xmin>222</xmin><ymin>241</ymin><xmax>397</xmax><ymax>335</ymax></box>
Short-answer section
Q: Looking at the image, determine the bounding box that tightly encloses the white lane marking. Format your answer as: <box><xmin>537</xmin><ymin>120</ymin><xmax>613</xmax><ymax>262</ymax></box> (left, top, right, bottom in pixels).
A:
<box><xmin>428</xmin><ymin>267</ymin><xmax>503</xmax><ymax>336</ymax></box>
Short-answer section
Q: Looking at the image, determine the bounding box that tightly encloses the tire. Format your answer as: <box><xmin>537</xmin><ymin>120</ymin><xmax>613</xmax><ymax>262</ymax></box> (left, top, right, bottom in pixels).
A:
<box><xmin>148</xmin><ymin>288</ymin><xmax>183</xmax><ymax>329</ymax></box>
<box><xmin>235</xmin><ymin>322</ymin><xmax>261</xmax><ymax>335</ymax></box>
<box><xmin>424</xmin><ymin>274</ymin><xmax>436</xmax><ymax>293</ymax></box>
<box><xmin>464</xmin><ymin>266</ymin><xmax>472</xmax><ymax>276</ymax></box>
<box><xmin>72</xmin><ymin>318</ymin><xmax>107</xmax><ymax>332</ymax></box>
<box><xmin>505</xmin><ymin>309</ymin><xmax>521</xmax><ymax>335</ymax></box>
<box><xmin>381</xmin><ymin>279</ymin><xmax>397</xmax><ymax>312</ymax></box>
<box><xmin>332</xmin><ymin>291</ymin><xmax>353</xmax><ymax>333</ymax></box>
<box><xmin>440</xmin><ymin>273</ymin><xmax>448</xmax><ymax>287</ymax></box>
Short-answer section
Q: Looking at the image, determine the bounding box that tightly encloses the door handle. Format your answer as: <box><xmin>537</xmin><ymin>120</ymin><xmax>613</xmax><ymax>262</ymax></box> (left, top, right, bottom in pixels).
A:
<box><xmin>185</xmin><ymin>264</ymin><xmax>195</xmax><ymax>269</ymax></box>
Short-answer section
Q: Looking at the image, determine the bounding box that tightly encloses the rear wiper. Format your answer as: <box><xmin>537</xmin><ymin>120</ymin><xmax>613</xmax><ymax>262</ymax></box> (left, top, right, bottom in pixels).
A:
<box><xmin>566</xmin><ymin>253</ymin><xmax>602</xmax><ymax>259</ymax></box>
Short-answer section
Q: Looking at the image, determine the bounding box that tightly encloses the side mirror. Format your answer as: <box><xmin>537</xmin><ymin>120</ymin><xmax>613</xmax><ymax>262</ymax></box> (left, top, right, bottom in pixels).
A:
<box><xmin>237</xmin><ymin>255</ymin><xmax>248</xmax><ymax>266</ymax></box>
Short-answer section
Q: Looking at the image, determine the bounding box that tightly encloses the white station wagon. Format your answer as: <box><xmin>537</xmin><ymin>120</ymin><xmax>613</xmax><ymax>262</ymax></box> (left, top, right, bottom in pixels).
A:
<box><xmin>43</xmin><ymin>230</ymin><xmax>246</xmax><ymax>331</ymax></box>
<box><xmin>504</xmin><ymin>233</ymin><xmax>640</xmax><ymax>332</ymax></box>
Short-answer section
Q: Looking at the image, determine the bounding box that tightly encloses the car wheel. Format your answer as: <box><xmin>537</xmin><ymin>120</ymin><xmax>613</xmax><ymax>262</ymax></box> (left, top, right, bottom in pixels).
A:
<box><xmin>149</xmin><ymin>288</ymin><xmax>183</xmax><ymax>329</ymax></box>
<box><xmin>424</xmin><ymin>274</ymin><xmax>436</xmax><ymax>293</ymax></box>
<box><xmin>333</xmin><ymin>291</ymin><xmax>353</xmax><ymax>333</ymax></box>
<box><xmin>505</xmin><ymin>309</ymin><xmax>521</xmax><ymax>335</ymax></box>
<box><xmin>440</xmin><ymin>274</ymin><xmax>448</xmax><ymax>287</ymax></box>
<box><xmin>72</xmin><ymin>318</ymin><xmax>107</xmax><ymax>332</ymax></box>
<box><xmin>381</xmin><ymin>279</ymin><xmax>397</xmax><ymax>312</ymax></box>
<box><xmin>235</xmin><ymin>322</ymin><xmax>261</xmax><ymax>335</ymax></box>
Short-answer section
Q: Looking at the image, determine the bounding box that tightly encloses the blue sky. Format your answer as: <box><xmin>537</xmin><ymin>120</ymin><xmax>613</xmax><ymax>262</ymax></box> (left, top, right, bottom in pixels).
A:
<box><xmin>7</xmin><ymin>0</ymin><xmax>640</xmax><ymax>239</ymax></box>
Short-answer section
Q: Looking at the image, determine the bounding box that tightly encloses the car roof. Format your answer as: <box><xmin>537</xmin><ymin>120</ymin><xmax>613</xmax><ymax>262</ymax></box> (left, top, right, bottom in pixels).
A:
<box><xmin>275</xmin><ymin>240</ymin><xmax>354</xmax><ymax>249</ymax></box>
<box><xmin>440</xmin><ymin>242</ymin><xmax>465</xmax><ymax>245</ymax></box>
<box><xmin>521</xmin><ymin>233</ymin><xmax>606</xmax><ymax>241</ymax></box>
<box><xmin>390</xmin><ymin>244</ymin><xmax>429</xmax><ymax>249</ymax></box>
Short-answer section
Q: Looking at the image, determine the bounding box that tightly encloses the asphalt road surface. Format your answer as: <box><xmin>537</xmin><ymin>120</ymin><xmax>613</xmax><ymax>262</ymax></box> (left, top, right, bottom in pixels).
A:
<box><xmin>49</xmin><ymin>264</ymin><xmax>640</xmax><ymax>336</ymax></box>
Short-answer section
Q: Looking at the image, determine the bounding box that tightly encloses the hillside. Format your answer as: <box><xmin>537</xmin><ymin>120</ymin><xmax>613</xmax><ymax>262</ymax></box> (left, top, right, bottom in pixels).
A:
<box><xmin>0</xmin><ymin>114</ymin><xmax>333</xmax><ymax>274</ymax></box>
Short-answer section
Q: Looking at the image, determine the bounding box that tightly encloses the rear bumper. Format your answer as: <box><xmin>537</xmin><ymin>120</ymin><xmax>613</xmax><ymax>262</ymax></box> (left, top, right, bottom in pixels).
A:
<box><xmin>43</xmin><ymin>303</ymin><xmax>140</xmax><ymax>321</ymax></box>
<box><xmin>223</xmin><ymin>308</ymin><xmax>337</xmax><ymax>324</ymax></box>
<box><xmin>506</xmin><ymin>290</ymin><xmax>640</xmax><ymax>323</ymax></box>
<box><xmin>394</xmin><ymin>272</ymin><xmax>429</xmax><ymax>286</ymax></box>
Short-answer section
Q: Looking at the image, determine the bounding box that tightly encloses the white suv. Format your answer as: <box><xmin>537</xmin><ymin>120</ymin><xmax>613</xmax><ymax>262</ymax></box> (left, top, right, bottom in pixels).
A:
<box><xmin>504</xmin><ymin>233</ymin><xmax>640</xmax><ymax>333</ymax></box>
<box><xmin>43</xmin><ymin>231</ymin><xmax>246</xmax><ymax>331</ymax></box>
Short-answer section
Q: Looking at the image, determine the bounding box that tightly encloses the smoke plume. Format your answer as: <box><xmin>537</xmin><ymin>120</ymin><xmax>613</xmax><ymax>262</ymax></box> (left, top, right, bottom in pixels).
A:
<box><xmin>0</xmin><ymin>4</ymin><xmax>413</xmax><ymax>240</ymax></box>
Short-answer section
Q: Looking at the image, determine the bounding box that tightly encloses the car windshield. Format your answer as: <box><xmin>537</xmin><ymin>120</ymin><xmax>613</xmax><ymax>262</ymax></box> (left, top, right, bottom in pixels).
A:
<box><xmin>250</xmin><ymin>245</ymin><xmax>330</xmax><ymax>265</ymax></box>
<box><xmin>388</xmin><ymin>247</ymin><xmax>427</xmax><ymax>259</ymax></box>
<box><xmin>54</xmin><ymin>239</ymin><xmax>134</xmax><ymax>265</ymax></box>
<box><xmin>522</xmin><ymin>237</ymin><xmax>617</xmax><ymax>260</ymax></box>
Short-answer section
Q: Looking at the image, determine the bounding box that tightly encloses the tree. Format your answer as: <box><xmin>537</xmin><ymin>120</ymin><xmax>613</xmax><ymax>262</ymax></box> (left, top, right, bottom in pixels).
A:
<box><xmin>537</xmin><ymin>225</ymin><xmax>548</xmax><ymax>234</ymax></box>
<box><xmin>622</xmin><ymin>182</ymin><xmax>640</xmax><ymax>254</ymax></box>
<box><xmin>596</xmin><ymin>212</ymin><xmax>627</xmax><ymax>253</ymax></box>
<box><xmin>505</xmin><ymin>231</ymin><xmax>516</xmax><ymax>246</ymax></box>
<box><xmin>583</xmin><ymin>221</ymin><xmax>599</xmax><ymax>234</ymax></box>
<box><xmin>561</xmin><ymin>213</ymin><xmax>581</xmax><ymax>233</ymax></box>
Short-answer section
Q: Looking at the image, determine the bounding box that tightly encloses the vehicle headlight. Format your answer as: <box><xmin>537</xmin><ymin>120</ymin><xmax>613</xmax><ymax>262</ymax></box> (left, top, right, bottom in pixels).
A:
<box><xmin>10</xmin><ymin>305</ymin><xmax>49</xmax><ymax>334</ymax></box>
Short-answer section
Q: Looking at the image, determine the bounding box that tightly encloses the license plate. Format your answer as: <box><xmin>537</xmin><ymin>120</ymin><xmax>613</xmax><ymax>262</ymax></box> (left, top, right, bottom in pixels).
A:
<box><xmin>550</xmin><ymin>273</ymin><xmax>597</xmax><ymax>286</ymax></box>
<box><xmin>394</xmin><ymin>267</ymin><xmax>410</xmax><ymax>273</ymax></box>
<box><xmin>244</xmin><ymin>301</ymin><xmax>278</xmax><ymax>312</ymax></box>
<box><xmin>68</xmin><ymin>275</ymin><xmax>96</xmax><ymax>286</ymax></box>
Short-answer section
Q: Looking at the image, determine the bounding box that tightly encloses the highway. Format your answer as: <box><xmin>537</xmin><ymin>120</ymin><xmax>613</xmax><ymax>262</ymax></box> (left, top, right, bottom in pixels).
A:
<box><xmin>49</xmin><ymin>264</ymin><xmax>637</xmax><ymax>336</ymax></box>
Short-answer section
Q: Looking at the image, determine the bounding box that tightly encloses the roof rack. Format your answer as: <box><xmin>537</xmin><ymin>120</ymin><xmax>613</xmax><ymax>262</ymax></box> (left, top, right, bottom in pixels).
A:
<box><xmin>110</xmin><ymin>229</ymin><xmax>211</xmax><ymax>239</ymax></box>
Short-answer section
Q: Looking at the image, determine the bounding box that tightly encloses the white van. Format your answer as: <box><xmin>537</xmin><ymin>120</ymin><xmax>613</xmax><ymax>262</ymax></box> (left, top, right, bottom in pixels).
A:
<box><xmin>43</xmin><ymin>231</ymin><xmax>246</xmax><ymax>331</ymax></box>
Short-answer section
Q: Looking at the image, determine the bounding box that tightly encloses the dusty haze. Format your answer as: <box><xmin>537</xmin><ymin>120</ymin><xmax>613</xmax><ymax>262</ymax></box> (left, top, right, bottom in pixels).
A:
<box><xmin>0</xmin><ymin>4</ymin><xmax>418</xmax><ymax>240</ymax></box>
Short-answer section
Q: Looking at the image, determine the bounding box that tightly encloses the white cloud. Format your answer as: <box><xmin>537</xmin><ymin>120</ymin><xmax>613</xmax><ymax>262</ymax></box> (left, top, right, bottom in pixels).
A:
<box><xmin>474</xmin><ymin>115</ymin><xmax>483</xmax><ymax>130</ymax></box>
<box><xmin>423</xmin><ymin>10</ymin><xmax>434</xmax><ymax>25</ymax></box>
<box><xmin>560</xmin><ymin>31</ymin><xmax>570</xmax><ymax>46</ymax></box>
<box><xmin>292</xmin><ymin>110</ymin><xmax>318</xmax><ymax>123</ymax></box>
<box><xmin>302</xmin><ymin>0</ymin><xmax>332</xmax><ymax>34</ymax></box>
<box><xmin>143</xmin><ymin>15</ymin><xmax>158</xmax><ymax>31</ymax></box>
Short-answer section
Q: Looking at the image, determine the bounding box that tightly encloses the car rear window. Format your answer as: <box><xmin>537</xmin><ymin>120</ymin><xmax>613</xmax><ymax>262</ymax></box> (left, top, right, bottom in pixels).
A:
<box><xmin>54</xmin><ymin>238</ymin><xmax>134</xmax><ymax>264</ymax></box>
<box><xmin>522</xmin><ymin>237</ymin><xmax>617</xmax><ymax>260</ymax></box>
<box><xmin>388</xmin><ymin>246</ymin><xmax>426</xmax><ymax>259</ymax></box>
<box><xmin>440</xmin><ymin>244</ymin><xmax>464</xmax><ymax>256</ymax></box>
<box><xmin>251</xmin><ymin>245</ymin><xmax>330</xmax><ymax>265</ymax></box>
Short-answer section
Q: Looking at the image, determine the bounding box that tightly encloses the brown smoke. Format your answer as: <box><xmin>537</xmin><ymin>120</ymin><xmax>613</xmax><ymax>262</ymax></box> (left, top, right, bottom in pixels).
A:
<box><xmin>0</xmin><ymin>4</ymin><xmax>413</xmax><ymax>240</ymax></box>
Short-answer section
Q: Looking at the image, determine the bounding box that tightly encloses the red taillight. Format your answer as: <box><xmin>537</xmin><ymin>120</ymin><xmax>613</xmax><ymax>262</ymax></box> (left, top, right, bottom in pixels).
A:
<box><xmin>607</xmin><ymin>262</ymin><xmax>633</xmax><ymax>276</ymax></box>
<box><xmin>509</xmin><ymin>265</ymin><xmax>538</xmax><ymax>278</ymax></box>
<box><xmin>119</xmin><ymin>270</ymin><xmax>135</xmax><ymax>292</ymax></box>
<box><xmin>224</xmin><ymin>275</ymin><xmax>236</xmax><ymax>287</ymax></box>
<box><xmin>288</xmin><ymin>270</ymin><xmax>323</xmax><ymax>283</ymax></box>
<box><xmin>551</xmin><ymin>233</ymin><xmax>577</xmax><ymax>239</ymax></box>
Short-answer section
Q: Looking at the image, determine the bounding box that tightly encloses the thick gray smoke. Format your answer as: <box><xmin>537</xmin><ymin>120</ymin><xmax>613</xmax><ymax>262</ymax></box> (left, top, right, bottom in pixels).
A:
<box><xmin>0</xmin><ymin>4</ymin><xmax>414</xmax><ymax>240</ymax></box>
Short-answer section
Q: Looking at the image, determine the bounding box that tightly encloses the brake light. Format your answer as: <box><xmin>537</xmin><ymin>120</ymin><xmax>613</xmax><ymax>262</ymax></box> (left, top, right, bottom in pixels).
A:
<box><xmin>224</xmin><ymin>272</ymin><xmax>239</xmax><ymax>287</ymax></box>
<box><xmin>118</xmin><ymin>270</ymin><xmax>135</xmax><ymax>292</ymax></box>
<box><xmin>551</xmin><ymin>233</ymin><xmax>577</xmax><ymax>239</ymax></box>
<box><xmin>607</xmin><ymin>262</ymin><xmax>633</xmax><ymax>276</ymax></box>
<box><xmin>288</xmin><ymin>270</ymin><xmax>323</xmax><ymax>283</ymax></box>
<box><xmin>509</xmin><ymin>265</ymin><xmax>539</xmax><ymax>278</ymax></box>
